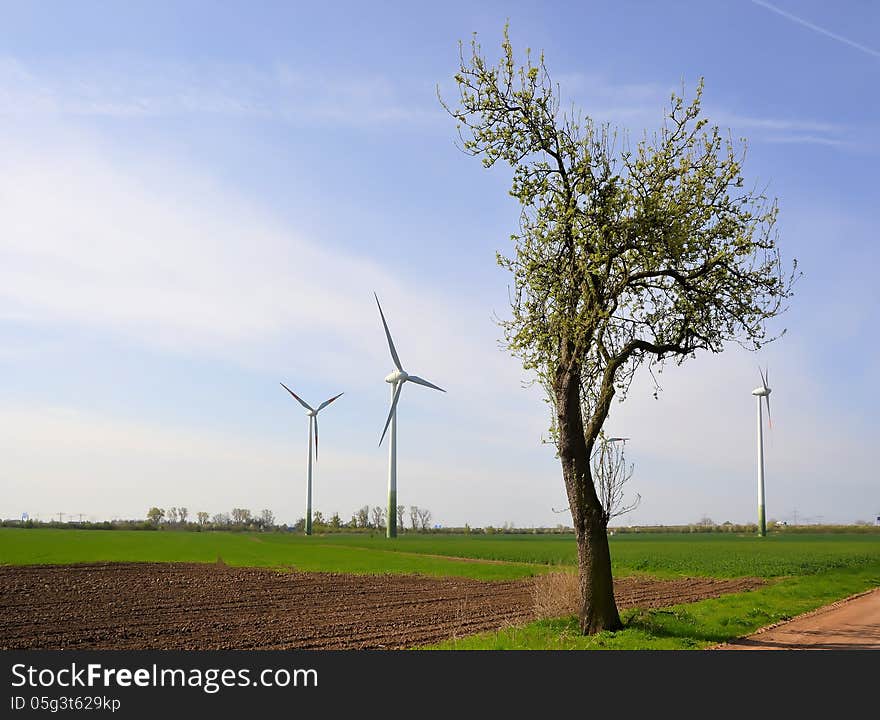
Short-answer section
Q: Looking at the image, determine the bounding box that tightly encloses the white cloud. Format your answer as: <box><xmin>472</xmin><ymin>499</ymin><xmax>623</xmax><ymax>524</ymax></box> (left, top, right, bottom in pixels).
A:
<box><xmin>549</xmin><ymin>72</ymin><xmax>848</xmax><ymax>148</ymax></box>
<box><xmin>760</xmin><ymin>134</ymin><xmax>846</xmax><ymax>147</ymax></box>
<box><xmin>603</xmin><ymin>335</ymin><xmax>876</xmax><ymax>526</ymax></box>
<box><xmin>1</xmin><ymin>56</ymin><xmax>848</xmax><ymax>144</ymax></box>
<box><xmin>0</xmin><ymin>57</ymin><xmax>436</xmax><ymax>126</ymax></box>
<box><xmin>0</xmin><ymin>404</ymin><xmax>345</xmax><ymax>523</ymax></box>
<box><xmin>0</xmin><ymin>125</ymin><xmax>462</xmax><ymax>373</ymax></box>
<box><xmin>0</xmin><ymin>403</ymin><xmax>560</xmax><ymax>528</ymax></box>
<box><xmin>712</xmin><ymin>113</ymin><xmax>839</xmax><ymax>134</ymax></box>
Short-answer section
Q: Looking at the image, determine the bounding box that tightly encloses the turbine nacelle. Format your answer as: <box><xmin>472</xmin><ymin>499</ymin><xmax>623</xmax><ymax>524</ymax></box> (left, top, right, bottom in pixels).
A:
<box><xmin>753</xmin><ymin>366</ymin><xmax>773</xmax><ymax>429</ymax></box>
<box><xmin>385</xmin><ymin>369</ymin><xmax>409</xmax><ymax>384</ymax></box>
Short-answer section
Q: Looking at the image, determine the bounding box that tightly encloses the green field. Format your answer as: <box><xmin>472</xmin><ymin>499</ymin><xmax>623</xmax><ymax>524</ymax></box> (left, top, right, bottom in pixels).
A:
<box><xmin>312</xmin><ymin>531</ymin><xmax>880</xmax><ymax>578</ymax></box>
<box><xmin>3</xmin><ymin>528</ymin><xmax>879</xmax><ymax>649</ymax></box>
<box><xmin>6</xmin><ymin>528</ymin><xmax>878</xmax><ymax>578</ymax></box>
<box><xmin>0</xmin><ymin>528</ymin><xmax>541</xmax><ymax>580</ymax></box>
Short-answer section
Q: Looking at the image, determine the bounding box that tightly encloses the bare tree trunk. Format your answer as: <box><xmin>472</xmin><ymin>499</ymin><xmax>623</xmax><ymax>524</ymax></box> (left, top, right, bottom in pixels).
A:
<box><xmin>555</xmin><ymin>359</ymin><xmax>622</xmax><ymax>634</ymax></box>
<box><xmin>574</xmin><ymin>504</ymin><xmax>621</xmax><ymax>633</ymax></box>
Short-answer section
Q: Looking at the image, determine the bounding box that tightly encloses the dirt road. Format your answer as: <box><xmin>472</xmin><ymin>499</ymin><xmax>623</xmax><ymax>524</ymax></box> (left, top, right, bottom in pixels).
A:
<box><xmin>716</xmin><ymin>587</ymin><xmax>880</xmax><ymax>650</ymax></box>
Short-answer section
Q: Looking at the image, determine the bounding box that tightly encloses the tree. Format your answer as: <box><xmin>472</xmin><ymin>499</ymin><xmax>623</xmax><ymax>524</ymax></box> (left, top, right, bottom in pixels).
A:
<box><xmin>417</xmin><ymin>508</ymin><xmax>432</xmax><ymax>531</ymax></box>
<box><xmin>231</xmin><ymin>508</ymin><xmax>251</xmax><ymax>525</ymax></box>
<box><xmin>397</xmin><ymin>505</ymin><xmax>406</xmax><ymax>532</ymax></box>
<box><xmin>178</xmin><ymin>507</ymin><xmax>188</xmax><ymax>525</ymax></box>
<box><xmin>409</xmin><ymin>506</ymin><xmax>419</xmax><ymax>531</ymax></box>
<box><xmin>212</xmin><ymin>513</ymin><xmax>229</xmax><ymax>526</ymax></box>
<box><xmin>356</xmin><ymin>505</ymin><xmax>370</xmax><ymax>529</ymax></box>
<box><xmin>146</xmin><ymin>507</ymin><xmax>164</xmax><ymax>526</ymax></box>
<box><xmin>312</xmin><ymin>510</ymin><xmax>324</xmax><ymax>527</ymax></box>
<box><xmin>592</xmin><ymin>436</ymin><xmax>640</xmax><ymax>522</ymax></box>
<box><xmin>197</xmin><ymin>511</ymin><xmax>209</xmax><ymax>526</ymax></box>
<box><xmin>260</xmin><ymin>509</ymin><xmax>275</xmax><ymax>529</ymax></box>
<box><xmin>330</xmin><ymin>512</ymin><xmax>341</xmax><ymax>529</ymax></box>
<box><xmin>371</xmin><ymin>506</ymin><xmax>386</xmax><ymax>529</ymax></box>
<box><xmin>167</xmin><ymin>507</ymin><xmax>179</xmax><ymax>525</ymax></box>
<box><xmin>442</xmin><ymin>28</ymin><xmax>797</xmax><ymax>633</ymax></box>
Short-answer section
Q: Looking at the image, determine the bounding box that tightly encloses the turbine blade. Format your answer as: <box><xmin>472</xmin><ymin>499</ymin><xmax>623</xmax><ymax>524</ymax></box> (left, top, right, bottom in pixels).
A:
<box><xmin>374</xmin><ymin>293</ymin><xmax>403</xmax><ymax>371</ymax></box>
<box><xmin>757</xmin><ymin>365</ymin><xmax>766</xmax><ymax>389</ymax></box>
<box><xmin>765</xmin><ymin>395</ymin><xmax>772</xmax><ymax>429</ymax></box>
<box><xmin>317</xmin><ymin>392</ymin><xmax>344</xmax><ymax>412</ymax></box>
<box><xmin>407</xmin><ymin>374</ymin><xmax>446</xmax><ymax>392</ymax></box>
<box><xmin>765</xmin><ymin>366</ymin><xmax>770</xmax><ymax>388</ymax></box>
<box><xmin>280</xmin><ymin>382</ymin><xmax>314</xmax><ymax>412</ymax></box>
<box><xmin>314</xmin><ymin>416</ymin><xmax>319</xmax><ymax>461</ymax></box>
<box><xmin>379</xmin><ymin>382</ymin><xmax>403</xmax><ymax>446</ymax></box>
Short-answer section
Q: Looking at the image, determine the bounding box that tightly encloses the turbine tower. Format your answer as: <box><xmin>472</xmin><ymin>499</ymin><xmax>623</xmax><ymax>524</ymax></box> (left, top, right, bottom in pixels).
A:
<box><xmin>281</xmin><ymin>382</ymin><xmax>343</xmax><ymax>536</ymax></box>
<box><xmin>752</xmin><ymin>367</ymin><xmax>772</xmax><ymax>537</ymax></box>
<box><xmin>375</xmin><ymin>293</ymin><xmax>445</xmax><ymax>538</ymax></box>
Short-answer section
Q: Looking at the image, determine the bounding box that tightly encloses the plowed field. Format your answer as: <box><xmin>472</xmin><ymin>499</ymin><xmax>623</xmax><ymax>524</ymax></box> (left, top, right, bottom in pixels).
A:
<box><xmin>0</xmin><ymin>563</ymin><xmax>764</xmax><ymax>649</ymax></box>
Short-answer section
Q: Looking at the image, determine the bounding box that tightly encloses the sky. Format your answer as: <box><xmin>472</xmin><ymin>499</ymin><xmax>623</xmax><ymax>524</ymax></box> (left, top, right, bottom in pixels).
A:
<box><xmin>1</xmin><ymin>0</ymin><xmax>878</xmax><ymax>528</ymax></box>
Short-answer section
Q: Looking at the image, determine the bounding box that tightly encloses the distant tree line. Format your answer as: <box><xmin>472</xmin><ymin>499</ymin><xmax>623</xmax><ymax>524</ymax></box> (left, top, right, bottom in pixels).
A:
<box><xmin>0</xmin><ymin>518</ymin><xmax>157</xmax><ymax>531</ymax></box>
<box><xmin>145</xmin><ymin>506</ymin><xmax>277</xmax><ymax>531</ymax></box>
<box><xmin>290</xmin><ymin>505</ymin><xmax>436</xmax><ymax>534</ymax></box>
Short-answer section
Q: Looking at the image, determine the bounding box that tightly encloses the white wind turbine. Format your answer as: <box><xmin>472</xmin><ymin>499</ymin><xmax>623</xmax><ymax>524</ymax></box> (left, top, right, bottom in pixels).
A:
<box><xmin>375</xmin><ymin>292</ymin><xmax>445</xmax><ymax>538</ymax></box>
<box><xmin>752</xmin><ymin>367</ymin><xmax>772</xmax><ymax>537</ymax></box>
<box><xmin>280</xmin><ymin>382</ymin><xmax>343</xmax><ymax>536</ymax></box>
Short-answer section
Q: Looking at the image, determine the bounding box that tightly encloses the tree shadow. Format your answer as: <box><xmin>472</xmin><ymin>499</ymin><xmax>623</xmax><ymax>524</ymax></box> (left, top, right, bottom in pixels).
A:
<box><xmin>621</xmin><ymin>609</ymin><xmax>740</xmax><ymax>645</ymax></box>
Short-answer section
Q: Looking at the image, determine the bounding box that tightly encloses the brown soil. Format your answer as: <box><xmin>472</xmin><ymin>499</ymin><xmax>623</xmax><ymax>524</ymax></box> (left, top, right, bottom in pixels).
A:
<box><xmin>613</xmin><ymin>575</ymin><xmax>765</xmax><ymax>610</ymax></box>
<box><xmin>0</xmin><ymin>563</ymin><xmax>764</xmax><ymax>650</ymax></box>
<box><xmin>714</xmin><ymin>586</ymin><xmax>880</xmax><ymax>650</ymax></box>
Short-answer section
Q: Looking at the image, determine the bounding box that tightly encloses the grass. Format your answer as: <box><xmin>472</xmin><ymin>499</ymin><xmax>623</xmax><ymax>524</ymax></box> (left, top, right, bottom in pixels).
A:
<box><xmin>0</xmin><ymin>528</ymin><xmax>541</xmax><ymax>580</ymax></box>
<box><xmin>607</xmin><ymin>533</ymin><xmax>880</xmax><ymax>578</ymax></box>
<box><xmin>4</xmin><ymin>528</ymin><xmax>878</xmax><ymax>580</ymax></box>
<box><xmin>428</xmin><ymin>563</ymin><xmax>880</xmax><ymax>649</ymax></box>
<box><xmin>261</xmin><ymin>531</ymin><xmax>880</xmax><ymax>578</ymax></box>
<box><xmin>310</xmin><ymin>533</ymin><xmax>581</xmax><ymax>565</ymax></box>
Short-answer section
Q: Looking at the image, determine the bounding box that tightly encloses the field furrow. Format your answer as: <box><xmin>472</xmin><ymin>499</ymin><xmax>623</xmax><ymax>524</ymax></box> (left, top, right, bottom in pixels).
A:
<box><xmin>0</xmin><ymin>562</ymin><xmax>765</xmax><ymax>650</ymax></box>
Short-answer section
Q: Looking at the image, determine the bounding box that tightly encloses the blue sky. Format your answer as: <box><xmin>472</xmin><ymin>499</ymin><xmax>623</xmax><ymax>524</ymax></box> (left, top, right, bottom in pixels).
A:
<box><xmin>1</xmin><ymin>0</ymin><xmax>877</xmax><ymax>527</ymax></box>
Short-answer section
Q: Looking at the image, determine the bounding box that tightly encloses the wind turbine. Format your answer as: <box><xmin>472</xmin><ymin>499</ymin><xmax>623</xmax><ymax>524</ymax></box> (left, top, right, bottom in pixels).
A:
<box><xmin>375</xmin><ymin>292</ymin><xmax>445</xmax><ymax>538</ymax></box>
<box><xmin>280</xmin><ymin>382</ymin><xmax>343</xmax><ymax>536</ymax></box>
<box><xmin>752</xmin><ymin>367</ymin><xmax>772</xmax><ymax>537</ymax></box>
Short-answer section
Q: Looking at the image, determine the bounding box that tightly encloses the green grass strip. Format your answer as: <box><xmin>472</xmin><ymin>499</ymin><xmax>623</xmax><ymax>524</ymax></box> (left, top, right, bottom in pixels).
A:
<box><xmin>0</xmin><ymin>528</ymin><xmax>541</xmax><ymax>581</ymax></box>
<box><xmin>427</xmin><ymin>563</ymin><xmax>880</xmax><ymax>649</ymax></box>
